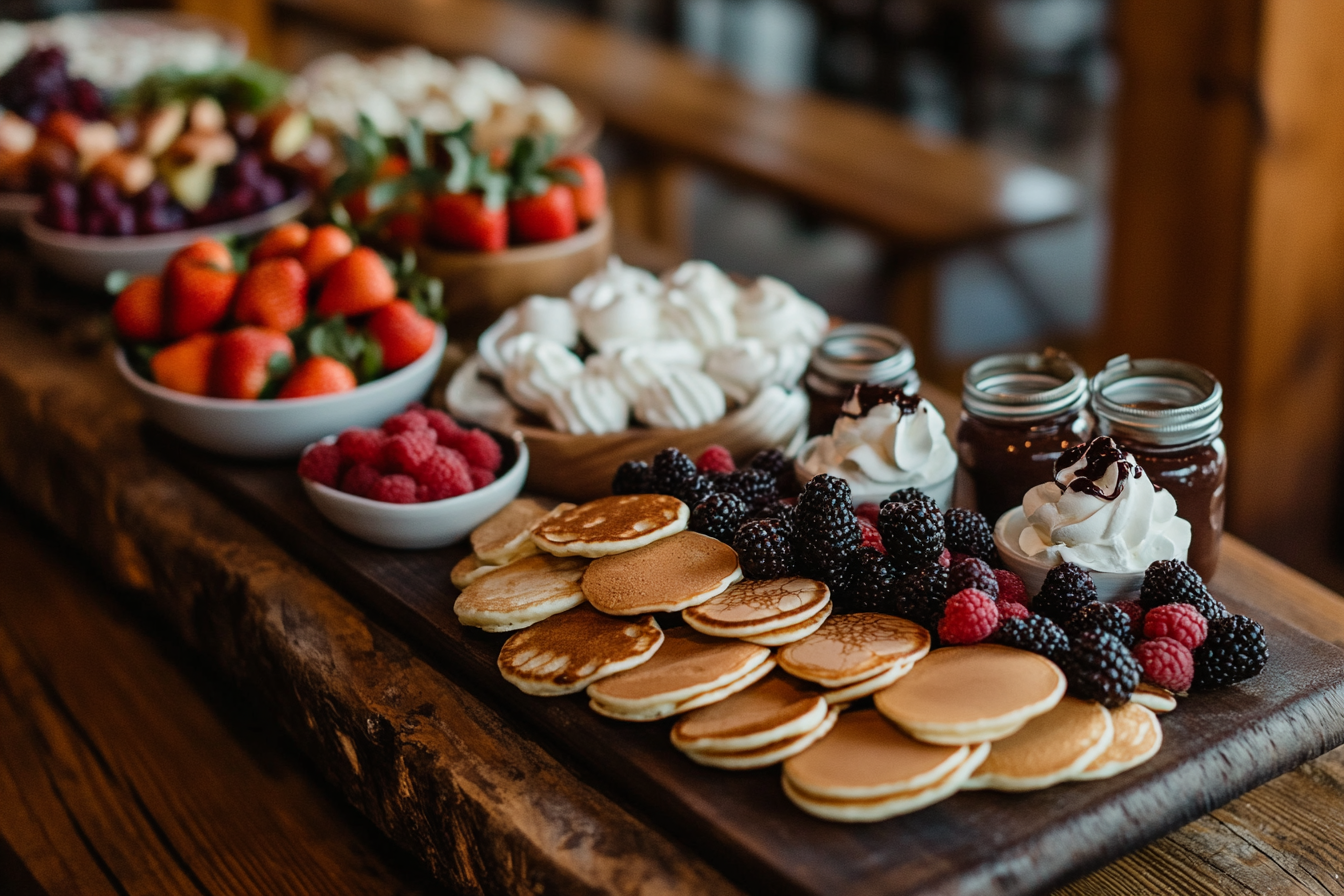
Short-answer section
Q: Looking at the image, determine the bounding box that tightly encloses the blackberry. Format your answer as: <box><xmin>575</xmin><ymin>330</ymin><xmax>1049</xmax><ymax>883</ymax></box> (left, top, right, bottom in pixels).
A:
<box><xmin>611</xmin><ymin>460</ymin><xmax>653</xmax><ymax>495</ymax></box>
<box><xmin>877</xmin><ymin>499</ymin><xmax>945</xmax><ymax>571</ymax></box>
<box><xmin>792</xmin><ymin>474</ymin><xmax>862</xmax><ymax>593</ymax></box>
<box><xmin>1032</xmin><ymin>562</ymin><xmax>1098</xmax><ymax>622</ymax></box>
<box><xmin>1065</xmin><ymin>601</ymin><xmax>1136</xmax><ymax>648</ymax></box>
<box><xmin>1192</xmin><ymin>614</ymin><xmax>1268</xmax><ymax>689</ymax></box>
<box><xmin>1140</xmin><ymin>559</ymin><xmax>1228</xmax><ymax>620</ymax></box>
<box><xmin>1065</xmin><ymin>630</ymin><xmax>1141</xmax><ymax>707</ymax></box>
<box><xmin>948</xmin><ymin>556</ymin><xmax>999</xmax><ymax>599</ymax></box>
<box><xmin>734</xmin><ymin>519</ymin><xmax>797</xmax><ymax>579</ymax></box>
<box><xmin>890</xmin><ymin>563</ymin><xmax>949</xmax><ymax>631</ymax></box>
<box><xmin>652</xmin><ymin>448</ymin><xmax>697</xmax><ymax>497</ymax></box>
<box><xmin>838</xmin><ymin>547</ymin><xmax>899</xmax><ymax>614</ymax></box>
<box><xmin>675</xmin><ymin>473</ymin><xmax>717</xmax><ymax>508</ymax></box>
<box><xmin>883</xmin><ymin>487</ymin><xmax>937</xmax><ymax>510</ymax></box>
<box><xmin>745</xmin><ymin>499</ymin><xmax>795</xmax><ymax>525</ymax></box>
<box><xmin>990</xmin><ymin>616</ymin><xmax>1071</xmax><ymax>666</ymax></box>
<box><xmin>748</xmin><ymin>448</ymin><xmax>789</xmax><ymax>479</ymax></box>
<box><xmin>721</xmin><ymin>468</ymin><xmax>779</xmax><ymax>508</ymax></box>
<box><xmin>943</xmin><ymin>508</ymin><xmax>1001</xmax><ymax>566</ymax></box>
<box><xmin>690</xmin><ymin>493</ymin><xmax>748</xmax><ymax>543</ymax></box>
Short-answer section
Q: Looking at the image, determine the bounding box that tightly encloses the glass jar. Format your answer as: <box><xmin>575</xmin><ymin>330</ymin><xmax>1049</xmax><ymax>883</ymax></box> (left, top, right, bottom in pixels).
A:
<box><xmin>956</xmin><ymin>349</ymin><xmax>1093</xmax><ymax>524</ymax></box>
<box><xmin>804</xmin><ymin>323</ymin><xmax>919</xmax><ymax>436</ymax></box>
<box><xmin>1090</xmin><ymin>355</ymin><xmax>1227</xmax><ymax>580</ymax></box>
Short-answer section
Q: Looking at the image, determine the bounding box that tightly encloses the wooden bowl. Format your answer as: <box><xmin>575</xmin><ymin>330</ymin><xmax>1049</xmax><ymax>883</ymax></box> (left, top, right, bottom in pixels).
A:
<box><xmin>445</xmin><ymin>355</ymin><xmax>810</xmax><ymax>503</ymax></box>
<box><xmin>415</xmin><ymin>212</ymin><xmax>612</xmax><ymax>342</ymax></box>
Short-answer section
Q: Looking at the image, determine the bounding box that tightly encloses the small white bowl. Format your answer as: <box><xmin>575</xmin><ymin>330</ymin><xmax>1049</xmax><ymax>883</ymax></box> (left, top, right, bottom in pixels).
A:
<box><xmin>793</xmin><ymin>435</ymin><xmax>956</xmax><ymax>509</ymax></box>
<box><xmin>300</xmin><ymin>432</ymin><xmax>528</xmax><ymax>549</ymax></box>
<box><xmin>0</xmin><ymin>192</ymin><xmax>39</xmax><ymax>230</ymax></box>
<box><xmin>993</xmin><ymin>507</ymin><xmax>1145</xmax><ymax>601</ymax></box>
<box><xmin>115</xmin><ymin>325</ymin><xmax>446</xmax><ymax>458</ymax></box>
<box><xmin>22</xmin><ymin>190</ymin><xmax>311</xmax><ymax>289</ymax></box>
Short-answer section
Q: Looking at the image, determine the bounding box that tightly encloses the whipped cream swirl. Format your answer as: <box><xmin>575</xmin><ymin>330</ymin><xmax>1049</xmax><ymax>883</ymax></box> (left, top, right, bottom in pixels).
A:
<box><xmin>544</xmin><ymin>374</ymin><xmax>630</xmax><ymax>435</ymax></box>
<box><xmin>1019</xmin><ymin>437</ymin><xmax>1191</xmax><ymax>573</ymax></box>
<box><xmin>705</xmin><ymin>338</ymin><xmax>810</xmax><ymax>405</ymax></box>
<box><xmin>570</xmin><ymin>257</ymin><xmax>663</xmax><ymax>351</ymax></box>
<box><xmin>499</xmin><ymin>334</ymin><xmax>584</xmax><ymax>415</ymax></box>
<box><xmin>736</xmin><ymin>276</ymin><xmax>829</xmax><ymax>348</ymax></box>
<box><xmin>659</xmin><ymin>260</ymin><xmax>740</xmax><ymax>349</ymax></box>
<box><xmin>800</xmin><ymin>390</ymin><xmax>957</xmax><ymax>491</ymax></box>
<box><xmin>634</xmin><ymin>368</ymin><xmax>727</xmax><ymax>430</ymax></box>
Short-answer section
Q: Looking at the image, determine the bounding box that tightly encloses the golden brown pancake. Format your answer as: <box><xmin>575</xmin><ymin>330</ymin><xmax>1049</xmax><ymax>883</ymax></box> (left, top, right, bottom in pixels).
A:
<box><xmin>962</xmin><ymin>697</ymin><xmax>1114</xmax><ymax>791</ymax></box>
<box><xmin>532</xmin><ymin>494</ymin><xmax>688</xmax><ymax>558</ymax></box>
<box><xmin>740</xmin><ymin>602</ymin><xmax>833</xmax><ymax>646</ymax></box>
<box><xmin>497</xmin><ymin>605</ymin><xmax>663</xmax><ymax>696</ymax></box>
<box><xmin>1074</xmin><ymin>702</ymin><xmax>1162</xmax><ymax>780</ymax></box>
<box><xmin>682</xmin><ymin>577</ymin><xmax>830</xmax><ymax>638</ymax></box>
<box><xmin>823</xmin><ymin>657</ymin><xmax>917</xmax><ymax>705</ymax></box>
<box><xmin>1131</xmin><ymin>681</ymin><xmax>1178</xmax><ymax>713</ymax></box>
<box><xmin>777</xmin><ymin>613</ymin><xmax>931</xmax><ymax>687</ymax></box>
<box><xmin>589</xmin><ymin>658</ymin><xmax>776</xmax><ymax>721</ymax></box>
<box><xmin>471</xmin><ymin>497</ymin><xmax>563</xmax><ymax>565</ymax></box>
<box><xmin>683</xmin><ymin>707</ymin><xmax>839</xmax><ymax>770</ymax></box>
<box><xmin>450</xmin><ymin>552</ymin><xmax>506</xmax><ymax>590</ymax></box>
<box><xmin>453</xmin><ymin>553</ymin><xmax>588</xmax><ymax>632</ymax></box>
<box><xmin>582</xmin><ymin>531</ymin><xmax>742</xmax><ymax>615</ymax></box>
<box><xmin>781</xmin><ymin>742</ymin><xmax>989</xmax><ymax>822</ymax></box>
<box><xmin>671</xmin><ymin>672</ymin><xmax>829</xmax><ymax>752</ymax></box>
<box><xmin>586</xmin><ymin>627</ymin><xmax>771</xmax><ymax>711</ymax></box>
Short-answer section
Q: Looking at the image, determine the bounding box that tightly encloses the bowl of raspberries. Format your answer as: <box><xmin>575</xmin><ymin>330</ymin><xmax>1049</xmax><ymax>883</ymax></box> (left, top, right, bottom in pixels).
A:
<box><xmin>298</xmin><ymin>404</ymin><xmax>528</xmax><ymax>549</ymax></box>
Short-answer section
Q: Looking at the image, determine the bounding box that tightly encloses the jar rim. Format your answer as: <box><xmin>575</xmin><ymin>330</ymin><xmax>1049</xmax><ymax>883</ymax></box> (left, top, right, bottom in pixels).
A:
<box><xmin>962</xmin><ymin>348</ymin><xmax>1089</xmax><ymax>421</ymax></box>
<box><xmin>810</xmin><ymin>323</ymin><xmax>917</xmax><ymax>385</ymax></box>
<box><xmin>1090</xmin><ymin>355</ymin><xmax>1223</xmax><ymax>445</ymax></box>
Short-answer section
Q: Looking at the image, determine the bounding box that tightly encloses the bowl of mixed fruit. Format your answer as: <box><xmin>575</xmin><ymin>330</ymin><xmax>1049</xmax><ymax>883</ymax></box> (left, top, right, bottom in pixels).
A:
<box><xmin>112</xmin><ymin>222</ymin><xmax>446</xmax><ymax>457</ymax></box>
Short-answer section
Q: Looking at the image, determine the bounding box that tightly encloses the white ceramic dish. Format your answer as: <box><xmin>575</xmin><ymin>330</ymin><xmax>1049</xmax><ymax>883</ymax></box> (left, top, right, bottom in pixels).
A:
<box><xmin>792</xmin><ymin>435</ymin><xmax>956</xmax><ymax>509</ymax></box>
<box><xmin>115</xmin><ymin>325</ymin><xmax>446</xmax><ymax>458</ymax></box>
<box><xmin>993</xmin><ymin>506</ymin><xmax>1145</xmax><ymax>601</ymax></box>
<box><xmin>300</xmin><ymin>431</ymin><xmax>528</xmax><ymax>549</ymax></box>
<box><xmin>0</xmin><ymin>192</ymin><xmax>40</xmax><ymax>230</ymax></box>
<box><xmin>22</xmin><ymin>190</ymin><xmax>312</xmax><ymax>289</ymax></box>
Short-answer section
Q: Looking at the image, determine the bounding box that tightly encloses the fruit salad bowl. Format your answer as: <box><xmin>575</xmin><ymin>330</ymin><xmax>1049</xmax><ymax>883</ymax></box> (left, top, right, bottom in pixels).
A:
<box><xmin>23</xmin><ymin>190</ymin><xmax>311</xmax><ymax>289</ymax></box>
<box><xmin>116</xmin><ymin>323</ymin><xmax>445</xmax><ymax>458</ymax></box>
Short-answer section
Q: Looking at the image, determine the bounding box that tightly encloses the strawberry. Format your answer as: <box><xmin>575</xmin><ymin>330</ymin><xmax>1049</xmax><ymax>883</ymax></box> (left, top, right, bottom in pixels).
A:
<box><xmin>251</xmin><ymin>221</ymin><xmax>310</xmax><ymax>263</ymax></box>
<box><xmin>550</xmin><ymin>154</ymin><xmax>606</xmax><ymax>224</ymax></box>
<box><xmin>509</xmin><ymin>184</ymin><xmax>577</xmax><ymax>244</ymax></box>
<box><xmin>277</xmin><ymin>356</ymin><xmax>358</xmax><ymax>399</ymax></box>
<box><xmin>298</xmin><ymin>224</ymin><xmax>354</xmax><ymax>282</ymax></box>
<box><xmin>233</xmin><ymin>257</ymin><xmax>309</xmax><ymax>333</ymax></box>
<box><xmin>367</xmin><ymin>300</ymin><xmax>436</xmax><ymax>370</ymax></box>
<box><xmin>346</xmin><ymin>156</ymin><xmax>412</xmax><ymax>223</ymax></box>
<box><xmin>150</xmin><ymin>332</ymin><xmax>217</xmax><ymax>396</ymax></box>
<box><xmin>163</xmin><ymin>240</ymin><xmax>238</xmax><ymax>338</ymax></box>
<box><xmin>315</xmin><ymin>246</ymin><xmax>396</xmax><ymax>318</ymax></box>
<box><xmin>111</xmin><ymin>275</ymin><xmax>164</xmax><ymax>342</ymax></box>
<box><xmin>209</xmin><ymin>327</ymin><xmax>295</xmax><ymax>400</ymax></box>
<box><xmin>429</xmin><ymin>192</ymin><xmax>507</xmax><ymax>252</ymax></box>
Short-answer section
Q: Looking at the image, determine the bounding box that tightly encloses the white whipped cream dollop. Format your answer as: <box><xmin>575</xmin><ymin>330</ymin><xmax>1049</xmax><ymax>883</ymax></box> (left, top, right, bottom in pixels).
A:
<box><xmin>801</xmin><ymin>393</ymin><xmax>958</xmax><ymax>492</ymax></box>
<box><xmin>705</xmin><ymin>338</ymin><xmax>811</xmax><ymax>405</ymax></box>
<box><xmin>499</xmin><ymin>334</ymin><xmax>584</xmax><ymax>415</ymax></box>
<box><xmin>659</xmin><ymin>260</ymin><xmax>739</xmax><ymax>349</ymax></box>
<box><xmin>477</xmin><ymin>295</ymin><xmax>579</xmax><ymax>377</ymax></box>
<box><xmin>570</xmin><ymin>257</ymin><xmax>664</xmax><ymax>351</ymax></box>
<box><xmin>634</xmin><ymin>369</ymin><xmax>727</xmax><ymax>430</ymax></box>
<box><xmin>543</xmin><ymin>374</ymin><xmax>630</xmax><ymax>435</ymax></box>
<box><xmin>1019</xmin><ymin>437</ymin><xmax>1191</xmax><ymax>574</ymax></box>
<box><xmin>585</xmin><ymin>340</ymin><xmax>704</xmax><ymax>403</ymax></box>
<box><xmin>735</xmin><ymin>276</ymin><xmax>829</xmax><ymax>348</ymax></box>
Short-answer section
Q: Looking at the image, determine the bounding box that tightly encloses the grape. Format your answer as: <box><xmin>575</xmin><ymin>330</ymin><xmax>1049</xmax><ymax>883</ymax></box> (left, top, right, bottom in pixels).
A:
<box><xmin>138</xmin><ymin>204</ymin><xmax>186</xmax><ymax>235</ymax></box>
<box><xmin>82</xmin><ymin>209</ymin><xmax>110</xmax><ymax>236</ymax></box>
<box><xmin>46</xmin><ymin>180</ymin><xmax>79</xmax><ymax>215</ymax></box>
<box><xmin>50</xmin><ymin>207</ymin><xmax>80</xmax><ymax>232</ymax></box>
<box><xmin>69</xmin><ymin>79</ymin><xmax>103</xmax><ymax>119</ymax></box>
<box><xmin>136</xmin><ymin>179</ymin><xmax>171</xmax><ymax>212</ymax></box>
<box><xmin>232</xmin><ymin>152</ymin><xmax>265</xmax><ymax>189</ymax></box>
<box><xmin>84</xmin><ymin>177</ymin><xmax>120</xmax><ymax>215</ymax></box>
<box><xmin>109</xmin><ymin>204</ymin><xmax>136</xmax><ymax>236</ymax></box>
<box><xmin>257</xmin><ymin>175</ymin><xmax>285</xmax><ymax>208</ymax></box>
<box><xmin>223</xmin><ymin>184</ymin><xmax>259</xmax><ymax>219</ymax></box>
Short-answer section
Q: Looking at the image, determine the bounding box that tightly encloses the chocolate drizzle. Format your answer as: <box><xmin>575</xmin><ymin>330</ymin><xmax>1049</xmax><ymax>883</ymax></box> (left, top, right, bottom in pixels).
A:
<box><xmin>1053</xmin><ymin>436</ymin><xmax>1136</xmax><ymax>500</ymax></box>
<box><xmin>840</xmin><ymin>384</ymin><xmax>922</xmax><ymax>418</ymax></box>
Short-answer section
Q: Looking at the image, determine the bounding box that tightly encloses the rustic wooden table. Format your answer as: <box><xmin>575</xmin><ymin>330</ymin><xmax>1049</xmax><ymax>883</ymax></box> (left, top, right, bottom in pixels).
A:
<box><xmin>2</xmin><ymin>272</ymin><xmax>1344</xmax><ymax>893</ymax></box>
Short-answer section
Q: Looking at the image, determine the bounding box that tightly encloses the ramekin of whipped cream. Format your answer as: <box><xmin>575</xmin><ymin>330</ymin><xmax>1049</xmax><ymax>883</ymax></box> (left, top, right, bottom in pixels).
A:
<box><xmin>993</xmin><ymin>436</ymin><xmax>1192</xmax><ymax>600</ymax></box>
<box><xmin>793</xmin><ymin>386</ymin><xmax>959</xmax><ymax>508</ymax></box>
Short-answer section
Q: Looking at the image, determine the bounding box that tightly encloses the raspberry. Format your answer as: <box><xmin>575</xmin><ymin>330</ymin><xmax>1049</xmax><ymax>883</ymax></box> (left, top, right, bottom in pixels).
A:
<box><xmin>938</xmin><ymin>589</ymin><xmax>999</xmax><ymax>645</ymax></box>
<box><xmin>612</xmin><ymin>460</ymin><xmax>653</xmax><ymax>495</ymax></box>
<box><xmin>368</xmin><ymin>473</ymin><xmax>418</xmax><ymax>503</ymax></box>
<box><xmin>423</xmin><ymin>409</ymin><xmax>464</xmax><ymax>446</ymax></box>
<box><xmin>838</xmin><ymin>547</ymin><xmax>898</xmax><ymax>614</ymax></box>
<box><xmin>382</xmin><ymin>409</ymin><xmax>431</xmax><ymax>434</ymax></box>
<box><xmin>999</xmin><ymin>600</ymin><xmax>1031</xmax><ymax>622</ymax></box>
<box><xmin>877</xmin><ymin>499</ymin><xmax>945</xmax><ymax>571</ymax></box>
<box><xmin>1064</xmin><ymin>601</ymin><xmax>1136</xmax><ymax>648</ymax></box>
<box><xmin>1143</xmin><ymin>603</ymin><xmax>1207</xmax><ymax>650</ymax></box>
<box><xmin>720</xmin><ymin>468</ymin><xmax>778</xmax><ymax>508</ymax></box>
<box><xmin>995</xmin><ymin>569</ymin><xmax>1027</xmax><ymax>605</ymax></box>
<box><xmin>385</xmin><ymin>430</ymin><xmax>437</xmax><ymax>474</ymax></box>
<box><xmin>414</xmin><ymin>446</ymin><xmax>472</xmax><ymax>500</ymax></box>
<box><xmin>857</xmin><ymin>518</ymin><xmax>885</xmax><ymax>553</ymax></box>
<box><xmin>1113</xmin><ymin>600</ymin><xmax>1145</xmax><ymax>638</ymax></box>
<box><xmin>734</xmin><ymin>519</ymin><xmax>796</xmax><ymax>579</ymax></box>
<box><xmin>696</xmin><ymin>444</ymin><xmax>736</xmax><ymax>474</ymax></box>
<box><xmin>990</xmin><ymin>616</ymin><xmax>1070</xmax><ymax>666</ymax></box>
<box><xmin>855</xmin><ymin>503</ymin><xmax>881</xmax><ymax>525</ymax></box>
<box><xmin>457</xmin><ymin>429</ymin><xmax>503</xmax><ymax>472</ymax></box>
<box><xmin>336</xmin><ymin>428</ymin><xmax>388</xmax><ymax>467</ymax></box>
<box><xmin>1065</xmin><ymin>631</ymin><xmax>1140</xmax><ymax>708</ymax></box>
<box><xmin>1140</xmin><ymin>559</ymin><xmax>1227</xmax><ymax>620</ymax></box>
<box><xmin>938</xmin><ymin>548</ymin><xmax>951</xmax><ymax>568</ymax></box>
<box><xmin>949</xmin><ymin>557</ymin><xmax>999</xmax><ymax>599</ymax></box>
<box><xmin>1132</xmin><ymin>637</ymin><xmax>1194</xmax><ymax>692</ymax></box>
<box><xmin>1192</xmin><ymin>615</ymin><xmax>1267</xmax><ymax>690</ymax></box>
<box><xmin>298</xmin><ymin>442</ymin><xmax>343</xmax><ymax>487</ymax></box>
<box><xmin>943</xmin><ymin>508</ymin><xmax>1000</xmax><ymax>566</ymax></box>
<box><xmin>690</xmin><ymin>492</ymin><xmax>748</xmax><ymax>543</ymax></box>
<box><xmin>339</xmin><ymin>463</ymin><xmax>381</xmax><ymax>497</ymax></box>
<box><xmin>1032</xmin><ymin>562</ymin><xmax>1097</xmax><ymax>622</ymax></box>
<box><xmin>748</xmin><ymin>448</ymin><xmax>788</xmax><ymax>479</ymax></box>
<box><xmin>469</xmin><ymin>467</ymin><xmax>495</xmax><ymax>489</ymax></box>
<box><xmin>792</xmin><ymin>474</ymin><xmax>862</xmax><ymax>592</ymax></box>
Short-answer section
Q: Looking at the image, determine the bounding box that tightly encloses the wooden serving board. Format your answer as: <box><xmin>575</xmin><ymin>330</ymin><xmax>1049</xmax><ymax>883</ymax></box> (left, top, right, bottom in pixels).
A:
<box><xmin>159</xmin><ymin>434</ymin><xmax>1344</xmax><ymax>896</ymax></box>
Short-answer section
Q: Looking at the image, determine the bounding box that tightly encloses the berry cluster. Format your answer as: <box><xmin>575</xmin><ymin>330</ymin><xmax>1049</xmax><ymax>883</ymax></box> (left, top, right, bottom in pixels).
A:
<box><xmin>299</xmin><ymin>405</ymin><xmax>504</xmax><ymax>503</ymax></box>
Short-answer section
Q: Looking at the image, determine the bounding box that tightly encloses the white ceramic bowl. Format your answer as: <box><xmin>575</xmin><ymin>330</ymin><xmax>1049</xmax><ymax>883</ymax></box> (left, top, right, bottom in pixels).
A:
<box><xmin>115</xmin><ymin>325</ymin><xmax>446</xmax><ymax>458</ymax></box>
<box><xmin>22</xmin><ymin>190</ymin><xmax>312</xmax><ymax>289</ymax></box>
<box><xmin>300</xmin><ymin>431</ymin><xmax>528</xmax><ymax>549</ymax></box>
<box><xmin>792</xmin><ymin>435</ymin><xmax>956</xmax><ymax>509</ymax></box>
<box><xmin>993</xmin><ymin>506</ymin><xmax>1145</xmax><ymax>601</ymax></box>
<box><xmin>0</xmin><ymin>192</ymin><xmax>39</xmax><ymax>230</ymax></box>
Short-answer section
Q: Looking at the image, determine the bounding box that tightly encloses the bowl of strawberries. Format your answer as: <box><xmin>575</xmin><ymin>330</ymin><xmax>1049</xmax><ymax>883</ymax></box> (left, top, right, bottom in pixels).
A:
<box><xmin>297</xmin><ymin>405</ymin><xmax>528</xmax><ymax>549</ymax></box>
<box><xmin>112</xmin><ymin>223</ymin><xmax>447</xmax><ymax>457</ymax></box>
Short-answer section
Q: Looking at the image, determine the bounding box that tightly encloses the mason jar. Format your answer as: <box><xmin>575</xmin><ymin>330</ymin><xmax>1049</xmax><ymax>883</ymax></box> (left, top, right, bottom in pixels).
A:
<box><xmin>804</xmin><ymin>323</ymin><xmax>919</xmax><ymax>436</ymax></box>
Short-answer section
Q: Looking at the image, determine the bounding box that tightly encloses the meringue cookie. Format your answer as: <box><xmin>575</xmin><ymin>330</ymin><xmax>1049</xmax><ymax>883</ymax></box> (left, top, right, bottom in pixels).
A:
<box><xmin>586</xmin><ymin>341</ymin><xmax>704</xmax><ymax>403</ymax></box>
<box><xmin>659</xmin><ymin>260</ymin><xmax>739</xmax><ymax>349</ymax></box>
<box><xmin>634</xmin><ymin>369</ymin><xmax>728</xmax><ymax>430</ymax></box>
<box><xmin>477</xmin><ymin>296</ymin><xmax>580</xmax><ymax>377</ymax></box>
<box><xmin>500</xmin><ymin>334</ymin><xmax>585</xmax><ymax>415</ymax></box>
<box><xmin>736</xmin><ymin>276</ymin><xmax>830</xmax><ymax>348</ymax></box>
<box><xmin>570</xmin><ymin>258</ymin><xmax>665</xmax><ymax>350</ymax></box>
<box><xmin>705</xmin><ymin>338</ymin><xmax>811</xmax><ymax>404</ymax></box>
<box><xmin>543</xmin><ymin>374</ymin><xmax>630</xmax><ymax>435</ymax></box>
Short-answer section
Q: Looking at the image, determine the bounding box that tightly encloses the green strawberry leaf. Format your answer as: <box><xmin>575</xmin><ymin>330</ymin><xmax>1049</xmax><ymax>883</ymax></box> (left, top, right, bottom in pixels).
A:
<box><xmin>443</xmin><ymin>135</ymin><xmax>475</xmax><ymax>194</ymax></box>
<box><xmin>130</xmin><ymin>343</ymin><xmax>157</xmax><ymax>381</ymax></box>
<box><xmin>359</xmin><ymin>337</ymin><xmax>384</xmax><ymax>383</ymax></box>
<box><xmin>259</xmin><ymin>350</ymin><xmax>295</xmax><ymax>399</ymax></box>
<box><xmin>404</xmin><ymin>117</ymin><xmax>428</xmax><ymax>169</ymax></box>
<box><xmin>549</xmin><ymin>166</ymin><xmax>583</xmax><ymax>187</ymax></box>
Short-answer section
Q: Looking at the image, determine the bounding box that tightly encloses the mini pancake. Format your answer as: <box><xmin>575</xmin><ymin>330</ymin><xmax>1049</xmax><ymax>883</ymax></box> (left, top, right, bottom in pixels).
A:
<box><xmin>586</xmin><ymin>627</ymin><xmax>772</xmax><ymax>712</ymax></box>
<box><xmin>453</xmin><ymin>554</ymin><xmax>588</xmax><ymax>632</ymax></box>
<box><xmin>671</xmin><ymin>672</ymin><xmax>829</xmax><ymax>752</ymax></box>
<box><xmin>683</xmin><ymin>707</ymin><xmax>839</xmax><ymax>770</ymax></box>
<box><xmin>823</xmin><ymin>657</ymin><xmax>917</xmax><ymax>705</ymax></box>
<box><xmin>962</xmin><ymin>697</ymin><xmax>1114</xmax><ymax>791</ymax></box>
<box><xmin>1131</xmin><ymin>682</ymin><xmax>1178</xmax><ymax>713</ymax></box>
<box><xmin>451</xmin><ymin>553</ymin><xmax>507</xmax><ymax>590</ymax></box>
<box><xmin>783</xmin><ymin>709</ymin><xmax>972</xmax><ymax>800</ymax></box>
<box><xmin>590</xmin><ymin>659</ymin><xmax>776</xmax><ymax>721</ymax></box>
<box><xmin>497</xmin><ymin>605</ymin><xmax>663</xmax><ymax>696</ymax></box>
<box><xmin>777</xmin><ymin>613</ymin><xmax>931</xmax><ymax>688</ymax></box>
<box><xmin>1074</xmin><ymin>702</ymin><xmax>1162</xmax><ymax>780</ymax></box>
<box><xmin>471</xmin><ymin>497</ymin><xmax>554</xmax><ymax>564</ymax></box>
<box><xmin>740</xmin><ymin>602</ymin><xmax>832</xmax><ymax>646</ymax></box>
<box><xmin>874</xmin><ymin>644</ymin><xmax>1066</xmax><ymax>745</ymax></box>
<box><xmin>782</xmin><ymin>741</ymin><xmax>990</xmax><ymax>823</ymax></box>
<box><xmin>532</xmin><ymin>494</ymin><xmax>688</xmax><ymax>558</ymax></box>
<box><xmin>682</xmin><ymin>578</ymin><xmax>830</xmax><ymax>638</ymax></box>
<box><xmin>582</xmin><ymin>532</ymin><xmax>742</xmax><ymax>615</ymax></box>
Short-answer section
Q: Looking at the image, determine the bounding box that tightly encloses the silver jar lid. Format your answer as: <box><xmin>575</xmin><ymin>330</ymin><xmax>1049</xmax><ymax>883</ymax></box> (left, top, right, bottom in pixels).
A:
<box><xmin>810</xmin><ymin>323</ymin><xmax>919</xmax><ymax>389</ymax></box>
<box><xmin>962</xmin><ymin>348</ymin><xmax>1089</xmax><ymax>421</ymax></box>
<box><xmin>1090</xmin><ymin>355</ymin><xmax>1223</xmax><ymax>446</ymax></box>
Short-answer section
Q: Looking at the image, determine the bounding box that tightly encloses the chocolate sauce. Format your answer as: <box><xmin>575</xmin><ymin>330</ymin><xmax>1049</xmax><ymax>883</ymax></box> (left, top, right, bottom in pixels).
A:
<box><xmin>1054</xmin><ymin>437</ymin><xmax>1132</xmax><ymax>500</ymax></box>
<box><xmin>805</xmin><ymin>323</ymin><xmax>919</xmax><ymax>435</ymax></box>
<box><xmin>839</xmin><ymin>385</ymin><xmax>922</xmax><ymax>418</ymax></box>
